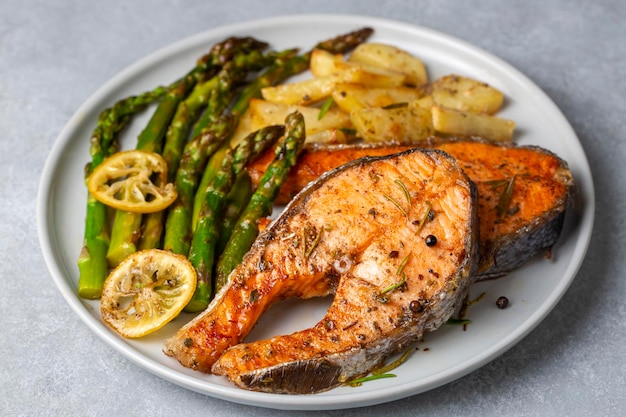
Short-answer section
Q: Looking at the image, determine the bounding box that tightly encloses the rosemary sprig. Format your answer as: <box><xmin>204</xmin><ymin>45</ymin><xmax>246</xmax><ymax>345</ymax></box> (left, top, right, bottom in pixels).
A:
<box><xmin>382</xmin><ymin>102</ymin><xmax>408</xmax><ymax>110</ymax></box>
<box><xmin>483</xmin><ymin>178</ymin><xmax>510</xmax><ymax>189</ymax></box>
<box><xmin>248</xmin><ymin>289</ymin><xmax>259</xmax><ymax>304</ymax></box>
<box><xmin>379</xmin><ymin>253</ymin><xmax>411</xmax><ymax>296</ymax></box>
<box><xmin>496</xmin><ymin>175</ymin><xmax>516</xmax><ymax>220</ymax></box>
<box><xmin>347</xmin><ymin>348</ymin><xmax>414</xmax><ymax>387</ymax></box>
<box><xmin>414</xmin><ymin>201</ymin><xmax>432</xmax><ymax>234</ymax></box>
<box><xmin>302</xmin><ymin>226</ymin><xmax>323</xmax><ymax>259</ymax></box>
<box><xmin>372</xmin><ymin>348</ymin><xmax>413</xmax><ymax>375</ymax></box>
<box><xmin>396</xmin><ymin>253</ymin><xmax>411</xmax><ymax>276</ymax></box>
<box><xmin>338</xmin><ymin>127</ymin><xmax>357</xmax><ymax>136</ymax></box>
<box><xmin>347</xmin><ymin>373</ymin><xmax>396</xmax><ymax>387</ymax></box>
<box><xmin>394</xmin><ymin>179</ymin><xmax>411</xmax><ymax>207</ymax></box>
<box><xmin>318</xmin><ymin>96</ymin><xmax>334</xmax><ymax>120</ymax></box>
<box><xmin>446</xmin><ymin>318</ymin><xmax>472</xmax><ymax>325</ymax></box>
<box><xmin>380</xmin><ymin>273</ymin><xmax>407</xmax><ymax>295</ymax></box>
<box><xmin>384</xmin><ymin>194</ymin><xmax>408</xmax><ymax>217</ymax></box>
<box><xmin>384</xmin><ymin>179</ymin><xmax>411</xmax><ymax>217</ymax></box>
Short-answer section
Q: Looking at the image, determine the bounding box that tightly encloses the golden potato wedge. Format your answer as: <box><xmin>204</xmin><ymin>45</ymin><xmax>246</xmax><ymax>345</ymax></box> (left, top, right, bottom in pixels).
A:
<box><xmin>350</xmin><ymin>101</ymin><xmax>433</xmax><ymax>144</ymax></box>
<box><xmin>432</xmin><ymin>74</ymin><xmax>504</xmax><ymax>114</ymax></box>
<box><xmin>261</xmin><ymin>70</ymin><xmax>360</xmax><ymax>105</ymax></box>
<box><xmin>249</xmin><ymin>98</ymin><xmax>353</xmax><ymax>142</ymax></box>
<box><xmin>309</xmin><ymin>49</ymin><xmax>346</xmax><ymax>77</ymax></box>
<box><xmin>305</xmin><ymin>128</ymin><xmax>350</xmax><ymax>144</ymax></box>
<box><xmin>414</xmin><ymin>94</ymin><xmax>434</xmax><ymax>109</ymax></box>
<box><xmin>261</xmin><ymin>67</ymin><xmax>407</xmax><ymax>105</ymax></box>
<box><xmin>309</xmin><ymin>49</ymin><xmax>407</xmax><ymax>83</ymax></box>
<box><xmin>348</xmin><ymin>67</ymin><xmax>406</xmax><ymax>88</ymax></box>
<box><xmin>431</xmin><ymin>105</ymin><xmax>515</xmax><ymax>141</ymax></box>
<box><xmin>349</xmin><ymin>43</ymin><xmax>428</xmax><ymax>86</ymax></box>
<box><xmin>331</xmin><ymin>83</ymin><xmax>427</xmax><ymax>113</ymax></box>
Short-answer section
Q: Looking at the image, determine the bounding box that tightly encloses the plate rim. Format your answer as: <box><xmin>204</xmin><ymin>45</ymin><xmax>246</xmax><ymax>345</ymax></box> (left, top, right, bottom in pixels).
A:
<box><xmin>37</xmin><ymin>13</ymin><xmax>595</xmax><ymax>410</ymax></box>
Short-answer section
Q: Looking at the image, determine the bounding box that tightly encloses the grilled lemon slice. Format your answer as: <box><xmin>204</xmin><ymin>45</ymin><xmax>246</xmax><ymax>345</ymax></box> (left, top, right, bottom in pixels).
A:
<box><xmin>100</xmin><ymin>249</ymin><xmax>196</xmax><ymax>338</ymax></box>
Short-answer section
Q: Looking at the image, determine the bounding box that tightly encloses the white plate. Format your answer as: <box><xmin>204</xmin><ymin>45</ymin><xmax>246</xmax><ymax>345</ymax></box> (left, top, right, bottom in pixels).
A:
<box><xmin>37</xmin><ymin>14</ymin><xmax>595</xmax><ymax>410</ymax></box>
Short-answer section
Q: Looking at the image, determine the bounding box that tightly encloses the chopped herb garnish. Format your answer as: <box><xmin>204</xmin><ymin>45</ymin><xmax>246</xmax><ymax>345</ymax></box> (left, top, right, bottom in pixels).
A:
<box><xmin>384</xmin><ymin>194</ymin><xmax>408</xmax><ymax>217</ymax></box>
<box><xmin>369</xmin><ymin>171</ymin><xmax>381</xmax><ymax>183</ymax></box>
<box><xmin>468</xmin><ymin>291</ymin><xmax>486</xmax><ymax>307</ymax></box>
<box><xmin>318</xmin><ymin>96</ymin><xmax>334</xmax><ymax>120</ymax></box>
<box><xmin>372</xmin><ymin>349</ymin><xmax>413</xmax><ymax>375</ymax></box>
<box><xmin>483</xmin><ymin>178</ymin><xmax>510</xmax><ymax>189</ymax></box>
<box><xmin>394</xmin><ymin>179</ymin><xmax>411</xmax><ymax>207</ymax></box>
<box><xmin>249</xmin><ymin>289</ymin><xmax>259</xmax><ymax>304</ymax></box>
<box><xmin>446</xmin><ymin>318</ymin><xmax>472</xmax><ymax>325</ymax></box>
<box><xmin>396</xmin><ymin>253</ymin><xmax>411</xmax><ymax>276</ymax></box>
<box><xmin>496</xmin><ymin>175</ymin><xmax>516</xmax><ymax>220</ymax></box>
<box><xmin>303</xmin><ymin>227</ymin><xmax>323</xmax><ymax>259</ymax></box>
<box><xmin>347</xmin><ymin>373</ymin><xmax>396</xmax><ymax>387</ymax></box>
<box><xmin>379</xmin><ymin>254</ymin><xmax>410</xmax><ymax>296</ymax></box>
<box><xmin>414</xmin><ymin>201</ymin><xmax>432</xmax><ymax>234</ymax></box>
<box><xmin>384</xmin><ymin>179</ymin><xmax>411</xmax><ymax>217</ymax></box>
<box><xmin>382</xmin><ymin>102</ymin><xmax>408</xmax><ymax>110</ymax></box>
<box><xmin>380</xmin><ymin>273</ymin><xmax>406</xmax><ymax>295</ymax></box>
<box><xmin>338</xmin><ymin>127</ymin><xmax>357</xmax><ymax>136</ymax></box>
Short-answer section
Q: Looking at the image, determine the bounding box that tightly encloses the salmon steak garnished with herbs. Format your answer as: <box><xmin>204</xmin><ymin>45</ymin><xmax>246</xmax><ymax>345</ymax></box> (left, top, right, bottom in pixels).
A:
<box><xmin>247</xmin><ymin>138</ymin><xmax>577</xmax><ymax>279</ymax></box>
<box><xmin>164</xmin><ymin>148</ymin><xmax>478</xmax><ymax>393</ymax></box>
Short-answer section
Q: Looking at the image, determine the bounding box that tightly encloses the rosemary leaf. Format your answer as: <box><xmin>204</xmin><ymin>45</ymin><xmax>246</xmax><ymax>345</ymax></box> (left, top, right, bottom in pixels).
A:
<box><xmin>338</xmin><ymin>127</ymin><xmax>357</xmax><ymax>136</ymax></box>
<box><xmin>446</xmin><ymin>318</ymin><xmax>472</xmax><ymax>325</ymax></box>
<box><xmin>396</xmin><ymin>253</ymin><xmax>411</xmax><ymax>276</ymax></box>
<box><xmin>347</xmin><ymin>373</ymin><xmax>396</xmax><ymax>387</ymax></box>
<box><xmin>414</xmin><ymin>201</ymin><xmax>432</xmax><ymax>234</ymax></box>
<box><xmin>496</xmin><ymin>175</ymin><xmax>516</xmax><ymax>220</ymax></box>
<box><xmin>382</xmin><ymin>102</ymin><xmax>408</xmax><ymax>110</ymax></box>
<box><xmin>394</xmin><ymin>179</ymin><xmax>411</xmax><ymax>207</ymax></box>
<box><xmin>380</xmin><ymin>272</ymin><xmax>406</xmax><ymax>295</ymax></box>
<box><xmin>318</xmin><ymin>96</ymin><xmax>334</xmax><ymax>120</ymax></box>
<box><xmin>372</xmin><ymin>349</ymin><xmax>413</xmax><ymax>375</ymax></box>
<box><xmin>384</xmin><ymin>194</ymin><xmax>408</xmax><ymax>217</ymax></box>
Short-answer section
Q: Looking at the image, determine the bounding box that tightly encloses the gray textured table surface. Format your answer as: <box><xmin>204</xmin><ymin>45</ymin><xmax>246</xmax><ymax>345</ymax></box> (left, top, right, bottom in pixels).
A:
<box><xmin>2</xmin><ymin>1</ymin><xmax>624</xmax><ymax>416</ymax></box>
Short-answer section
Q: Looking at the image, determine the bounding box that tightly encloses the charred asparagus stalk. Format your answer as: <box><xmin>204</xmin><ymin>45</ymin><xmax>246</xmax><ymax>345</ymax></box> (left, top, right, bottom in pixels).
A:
<box><xmin>215</xmin><ymin>172</ymin><xmax>253</xmax><ymax>257</ymax></box>
<box><xmin>163</xmin><ymin>115</ymin><xmax>234</xmax><ymax>255</ymax></box>
<box><xmin>77</xmin><ymin>87</ymin><xmax>167</xmax><ymax>299</ymax></box>
<box><xmin>160</xmin><ymin>50</ymin><xmax>287</xmax><ymax>256</ymax></box>
<box><xmin>185</xmin><ymin>124</ymin><xmax>286</xmax><ymax>312</ymax></box>
<box><xmin>214</xmin><ymin>111</ymin><xmax>305</xmax><ymax>290</ymax></box>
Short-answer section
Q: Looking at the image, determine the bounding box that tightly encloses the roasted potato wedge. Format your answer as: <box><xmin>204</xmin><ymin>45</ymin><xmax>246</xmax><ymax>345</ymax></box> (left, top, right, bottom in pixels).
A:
<box><xmin>309</xmin><ymin>49</ymin><xmax>345</xmax><ymax>77</ymax></box>
<box><xmin>414</xmin><ymin>94</ymin><xmax>435</xmax><ymax>109</ymax></box>
<box><xmin>261</xmin><ymin>67</ymin><xmax>406</xmax><ymax>106</ymax></box>
<box><xmin>310</xmin><ymin>48</ymin><xmax>408</xmax><ymax>82</ymax></box>
<box><xmin>261</xmin><ymin>70</ymin><xmax>362</xmax><ymax>105</ymax></box>
<box><xmin>350</xmin><ymin>101</ymin><xmax>433</xmax><ymax>144</ymax></box>
<box><xmin>432</xmin><ymin>74</ymin><xmax>504</xmax><ymax>114</ymax></box>
<box><xmin>431</xmin><ymin>105</ymin><xmax>515</xmax><ymax>141</ymax></box>
<box><xmin>348</xmin><ymin>43</ymin><xmax>428</xmax><ymax>86</ymax></box>
<box><xmin>305</xmin><ymin>127</ymin><xmax>350</xmax><ymax>144</ymax></box>
<box><xmin>331</xmin><ymin>83</ymin><xmax>427</xmax><ymax>113</ymax></box>
<box><xmin>249</xmin><ymin>98</ymin><xmax>353</xmax><ymax>143</ymax></box>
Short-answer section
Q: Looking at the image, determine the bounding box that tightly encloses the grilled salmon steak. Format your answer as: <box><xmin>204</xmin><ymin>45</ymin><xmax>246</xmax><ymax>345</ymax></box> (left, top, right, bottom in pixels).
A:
<box><xmin>247</xmin><ymin>138</ymin><xmax>577</xmax><ymax>279</ymax></box>
<box><xmin>164</xmin><ymin>148</ymin><xmax>478</xmax><ymax>393</ymax></box>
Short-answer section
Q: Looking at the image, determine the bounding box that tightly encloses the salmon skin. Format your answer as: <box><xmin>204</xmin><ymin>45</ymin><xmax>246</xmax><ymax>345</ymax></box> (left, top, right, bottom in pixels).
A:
<box><xmin>247</xmin><ymin>138</ymin><xmax>577</xmax><ymax>279</ymax></box>
<box><xmin>164</xmin><ymin>148</ymin><xmax>478</xmax><ymax>393</ymax></box>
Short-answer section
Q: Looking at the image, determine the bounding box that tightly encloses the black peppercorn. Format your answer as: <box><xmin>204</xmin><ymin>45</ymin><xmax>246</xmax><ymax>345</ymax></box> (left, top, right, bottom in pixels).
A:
<box><xmin>409</xmin><ymin>300</ymin><xmax>424</xmax><ymax>313</ymax></box>
<box><xmin>496</xmin><ymin>296</ymin><xmax>509</xmax><ymax>309</ymax></box>
<box><xmin>425</xmin><ymin>235</ymin><xmax>437</xmax><ymax>247</ymax></box>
